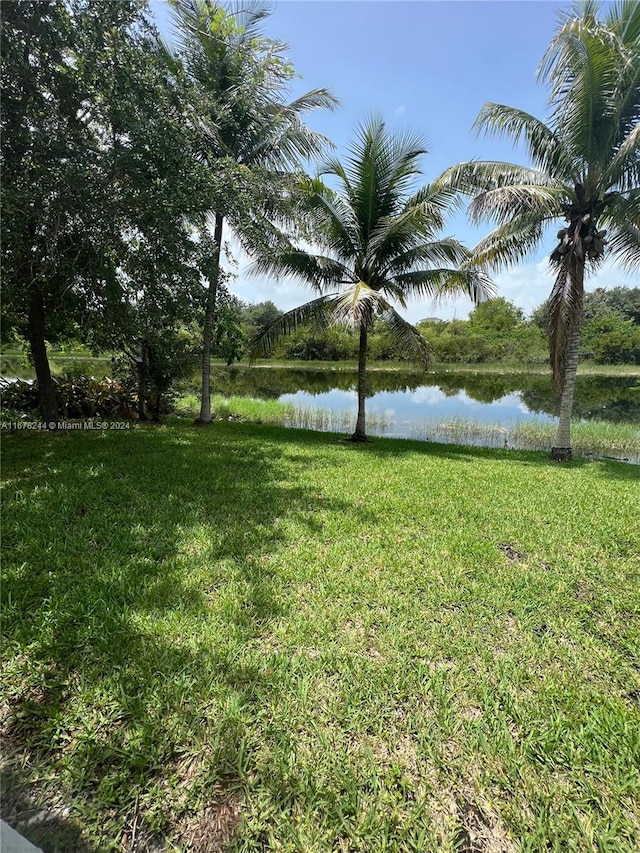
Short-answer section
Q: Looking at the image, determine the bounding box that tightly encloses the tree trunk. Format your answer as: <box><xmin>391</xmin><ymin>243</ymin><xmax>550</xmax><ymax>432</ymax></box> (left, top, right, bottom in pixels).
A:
<box><xmin>28</xmin><ymin>286</ymin><xmax>59</xmax><ymax>426</ymax></box>
<box><xmin>350</xmin><ymin>324</ymin><xmax>368</xmax><ymax>442</ymax></box>
<box><xmin>195</xmin><ymin>212</ymin><xmax>224</xmax><ymax>426</ymax></box>
<box><xmin>137</xmin><ymin>339</ymin><xmax>150</xmax><ymax>421</ymax></box>
<box><xmin>551</xmin><ymin>262</ymin><xmax>584</xmax><ymax>462</ymax></box>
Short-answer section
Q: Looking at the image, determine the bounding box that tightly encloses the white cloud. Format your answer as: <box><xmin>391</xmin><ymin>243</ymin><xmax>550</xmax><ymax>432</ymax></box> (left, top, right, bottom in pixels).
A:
<box><xmin>395</xmin><ymin>105</ymin><xmax>407</xmax><ymax>117</ymax></box>
<box><xmin>411</xmin><ymin>387</ymin><xmax>447</xmax><ymax>405</ymax></box>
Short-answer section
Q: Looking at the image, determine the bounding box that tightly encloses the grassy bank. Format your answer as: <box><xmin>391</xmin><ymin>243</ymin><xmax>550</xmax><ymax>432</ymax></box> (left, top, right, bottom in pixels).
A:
<box><xmin>2</xmin><ymin>422</ymin><xmax>639</xmax><ymax>852</ymax></box>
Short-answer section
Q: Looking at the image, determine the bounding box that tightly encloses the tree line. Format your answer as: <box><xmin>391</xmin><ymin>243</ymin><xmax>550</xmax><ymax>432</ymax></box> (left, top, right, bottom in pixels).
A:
<box><xmin>211</xmin><ymin>288</ymin><xmax>640</xmax><ymax>366</ymax></box>
<box><xmin>2</xmin><ymin>0</ymin><xmax>638</xmax><ymax>458</ymax></box>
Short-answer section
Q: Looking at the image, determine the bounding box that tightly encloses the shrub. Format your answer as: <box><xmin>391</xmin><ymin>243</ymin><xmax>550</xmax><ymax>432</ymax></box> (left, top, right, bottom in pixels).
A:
<box><xmin>0</xmin><ymin>374</ymin><xmax>138</xmax><ymax>419</ymax></box>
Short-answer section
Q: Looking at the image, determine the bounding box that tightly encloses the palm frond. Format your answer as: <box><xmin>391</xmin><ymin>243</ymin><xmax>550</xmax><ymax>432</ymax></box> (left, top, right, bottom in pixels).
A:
<box><xmin>539</xmin><ymin>8</ymin><xmax>632</xmax><ymax>171</ymax></box>
<box><xmin>287</xmin><ymin>88</ymin><xmax>340</xmax><ymax>115</ymax></box>
<box><xmin>401</xmin><ymin>182</ymin><xmax>460</xmax><ymax>234</ymax></box>
<box><xmin>601</xmin><ymin>123</ymin><xmax>640</xmax><ymax>192</ymax></box>
<box><xmin>437</xmin><ymin>160</ymin><xmax>563</xmax><ymax>199</ymax></box>
<box><xmin>327</xmin><ymin>281</ymin><xmax>379</xmax><ymax>328</ymax></box>
<box><xmin>248</xmin><ymin>246</ymin><xmax>351</xmax><ymax>292</ymax></box>
<box><xmin>468</xmin><ymin>183</ymin><xmax>568</xmax><ymax>225</ymax></box>
<box><xmin>392</xmin><ymin>268</ymin><xmax>495</xmax><ymax>305</ymax></box>
<box><xmin>607</xmin><ymin>0</ymin><xmax>640</xmax><ymax>44</ymax></box>
<box><xmin>380</xmin><ymin>238</ymin><xmax>472</xmax><ymax>278</ymax></box>
<box><xmin>473</xmin><ymin>102</ymin><xmax>576</xmax><ymax>179</ymax></box>
<box><xmin>468</xmin><ymin>214</ymin><xmax>549</xmax><ymax>271</ymax></box>
<box><xmin>304</xmin><ymin>180</ymin><xmax>361</xmax><ymax>261</ymax></box>
<box><xmin>340</xmin><ymin>116</ymin><xmax>428</xmax><ymax>244</ymax></box>
<box><xmin>599</xmin><ymin>187</ymin><xmax>640</xmax><ymax>270</ymax></box>
<box><xmin>604</xmin><ymin>222</ymin><xmax>640</xmax><ymax>271</ymax></box>
<box><xmin>249</xmin><ymin>294</ymin><xmax>335</xmax><ymax>359</ymax></box>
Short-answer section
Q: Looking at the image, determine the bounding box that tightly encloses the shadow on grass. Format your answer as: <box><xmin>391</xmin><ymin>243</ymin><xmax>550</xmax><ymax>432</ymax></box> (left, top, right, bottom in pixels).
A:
<box><xmin>1</xmin><ymin>765</ymin><xmax>98</xmax><ymax>853</ymax></box>
<box><xmin>1</xmin><ymin>421</ymin><xmax>636</xmax><ymax>851</ymax></box>
<box><xmin>1</xmin><ymin>424</ymin><xmax>369</xmax><ymax>852</ymax></box>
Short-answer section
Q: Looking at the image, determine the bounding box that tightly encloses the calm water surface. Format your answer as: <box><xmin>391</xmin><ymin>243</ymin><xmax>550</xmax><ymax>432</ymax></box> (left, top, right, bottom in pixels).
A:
<box><xmin>2</xmin><ymin>358</ymin><xmax>638</xmax><ymax>446</ymax></box>
<box><xmin>280</xmin><ymin>387</ymin><xmax>556</xmax><ymax>438</ymax></box>
<box><xmin>202</xmin><ymin>365</ymin><xmax>638</xmax><ymax>435</ymax></box>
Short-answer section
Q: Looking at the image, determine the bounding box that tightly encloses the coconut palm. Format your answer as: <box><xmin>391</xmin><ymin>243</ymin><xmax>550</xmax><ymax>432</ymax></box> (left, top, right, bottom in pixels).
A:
<box><xmin>439</xmin><ymin>0</ymin><xmax>640</xmax><ymax>460</ymax></box>
<box><xmin>251</xmin><ymin>116</ymin><xmax>494</xmax><ymax>441</ymax></box>
<box><xmin>167</xmin><ymin>0</ymin><xmax>337</xmax><ymax>424</ymax></box>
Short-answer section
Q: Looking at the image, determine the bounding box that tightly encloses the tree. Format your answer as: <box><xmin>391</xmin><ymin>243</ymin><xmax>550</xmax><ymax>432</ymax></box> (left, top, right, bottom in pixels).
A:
<box><xmin>242</xmin><ymin>300</ymin><xmax>283</xmax><ymax>331</ymax></box>
<box><xmin>597</xmin><ymin>286</ymin><xmax>640</xmax><ymax>324</ymax></box>
<box><xmin>251</xmin><ymin>117</ymin><xmax>494</xmax><ymax>441</ymax></box>
<box><xmin>2</xmin><ymin>0</ymin><xmax>108</xmax><ymax>423</ymax></box>
<box><xmin>440</xmin><ymin>0</ymin><xmax>640</xmax><ymax>459</ymax></box>
<box><xmin>166</xmin><ymin>0</ymin><xmax>338</xmax><ymax>425</ymax></box>
<box><xmin>1</xmin><ymin>0</ymin><xmax>212</xmax><ymax>422</ymax></box>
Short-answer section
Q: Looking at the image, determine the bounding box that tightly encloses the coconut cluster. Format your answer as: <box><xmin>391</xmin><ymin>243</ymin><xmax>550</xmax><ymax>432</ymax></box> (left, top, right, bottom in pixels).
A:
<box><xmin>551</xmin><ymin>213</ymin><xmax>607</xmax><ymax>264</ymax></box>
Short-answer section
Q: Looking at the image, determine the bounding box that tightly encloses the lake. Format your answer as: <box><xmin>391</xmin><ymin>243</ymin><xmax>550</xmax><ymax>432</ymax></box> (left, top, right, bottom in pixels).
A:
<box><xmin>203</xmin><ymin>364</ymin><xmax>639</xmax><ymax>434</ymax></box>
<box><xmin>2</xmin><ymin>358</ymin><xmax>638</xmax><ymax>450</ymax></box>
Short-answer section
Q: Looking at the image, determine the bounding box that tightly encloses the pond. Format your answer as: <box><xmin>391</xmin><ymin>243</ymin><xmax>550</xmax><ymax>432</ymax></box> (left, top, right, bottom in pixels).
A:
<box><xmin>204</xmin><ymin>364</ymin><xmax>639</xmax><ymax>429</ymax></box>
<box><xmin>209</xmin><ymin>366</ymin><xmax>640</xmax><ymax>460</ymax></box>
<box><xmin>2</xmin><ymin>357</ymin><xmax>638</xmax><ymax>458</ymax></box>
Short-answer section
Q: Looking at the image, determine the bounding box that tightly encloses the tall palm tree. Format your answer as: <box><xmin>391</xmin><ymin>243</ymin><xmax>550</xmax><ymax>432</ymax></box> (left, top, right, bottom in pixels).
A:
<box><xmin>167</xmin><ymin>0</ymin><xmax>337</xmax><ymax>424</ymax></box>
<box><xmin>439</xmin><ymin>0</ymin><xmax>640</xmax><ymax>460</ymax></box>
<box><xmin>251</xmin><ymin>117</ymin><xmax>494</xmax><ymax>441</ymax></box>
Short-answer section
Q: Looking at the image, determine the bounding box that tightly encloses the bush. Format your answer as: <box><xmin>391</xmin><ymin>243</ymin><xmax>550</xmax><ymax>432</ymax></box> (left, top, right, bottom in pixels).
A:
<box><xmin>0</xmin><ymin>374</ymin><xmax>138</xmax><ymax>418</ymax></box>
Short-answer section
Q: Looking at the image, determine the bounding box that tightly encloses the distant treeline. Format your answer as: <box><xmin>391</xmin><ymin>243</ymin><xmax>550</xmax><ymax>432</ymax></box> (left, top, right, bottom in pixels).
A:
<box><xmin>219</xmin><ymin>288</ymin><xmax>640</xmax><ymax>365</ymax></box>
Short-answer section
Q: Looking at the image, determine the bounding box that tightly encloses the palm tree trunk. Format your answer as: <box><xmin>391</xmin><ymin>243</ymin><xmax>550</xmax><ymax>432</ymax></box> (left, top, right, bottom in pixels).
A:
<box><xmin>551</xmin><ymin>262</ymin><xmax>584</xmax><ymax>462</ymax></box>
<box><xmin>195</xmin><ymin>212</ymin><xmax>224</xmax><ymax>426</ymax></box>
<box><xmin>350</xmin><ymin>324</ymin><xmax>368</xmax><ymax>442</ymax></box>
<box><xmin>28</xmin><ymin>286</ymin><xmax>59</xmax><ymax>426</ymax></box>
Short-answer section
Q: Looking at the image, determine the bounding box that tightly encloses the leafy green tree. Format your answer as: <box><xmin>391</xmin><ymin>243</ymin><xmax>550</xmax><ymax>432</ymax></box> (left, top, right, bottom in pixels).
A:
<box><xmin>242</xmin><ymin>300</ymin><xmax>284</xmax><ymax>331</ymax></box>
<box><xmin>583</xmin><ymin>312</ymin><xmax>640</xmax><ymax>363</ymax></box>
<box><xmin>591</xmin><ymin>286</ymin><xmax>640</xmax><ymax>324</ymax></box>
<box><xmin>1</xmin><ymin>0</ymin><xmax>212</xmax><ymax>422</ymax></box>
<box><xmin>213</xmin><ymin>286</ymin><xmax>245</xmax><ymax>365</ymax></box>
<box><xmin>166</xmin><ymin>0</ymin><xmax>338</xmax><ymax>424</ymax></box>
<box><xmin>251</xmin><ymin>117</ymin><xmax>494</xmax><ymax>441</ymax></box>
<box><xmin>2</xmin><ymin>0</ymin><xmax>108</xmax><ymax>422</ymax></box>
<box><xmin>440</xmin><ymin>1</ymin><xmax>640</xmax><ymax>459</ymax></box>
<box><xmin>468</xmin><ymin>297</ymin><xmax>525</xmax><ymax>331</ymax></box>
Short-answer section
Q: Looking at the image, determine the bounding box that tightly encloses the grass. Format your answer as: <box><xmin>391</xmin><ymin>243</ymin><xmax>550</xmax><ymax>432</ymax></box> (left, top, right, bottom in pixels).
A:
<box><xmin>245</xmin><ymin>359</ymin><xmax>640</xmax><ymax>377</ymax></box>
<box><xmin>175</xmin><ymin>393</ymin><xmax>392</xmax><ymax>435</ymax></box>
<box><xmin>1</xmin><ymin>422</ymin><xmax>639</xmax><ymax>852</ymax></box>
<box><xmin>4</xmin><ymin>352</ymin><xmax>637</xmax><ymax>380</ymax></box>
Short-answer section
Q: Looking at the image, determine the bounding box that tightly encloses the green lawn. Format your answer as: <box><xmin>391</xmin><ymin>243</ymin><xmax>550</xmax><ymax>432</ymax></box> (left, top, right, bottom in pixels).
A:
<box><xmin>2</xmin><ymin>423</ymin><xmax>639</xmax><ymax>852</ymax></box>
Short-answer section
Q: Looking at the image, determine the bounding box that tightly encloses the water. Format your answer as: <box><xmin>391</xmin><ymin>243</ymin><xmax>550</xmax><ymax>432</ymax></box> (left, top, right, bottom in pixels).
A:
<box><xmin>199</xmin><ymin>364</ymin><xmax>639</xmax><ymax>430</ymax></box>
<box><xmin>2</xmin><ymin>359</ymin><xmax>638</xmax><ymax>457</ymax></box>
<box><xmin>279</xmin><ymin>387</ymin><xmax>557</xmax><ymax>439</ymax></box>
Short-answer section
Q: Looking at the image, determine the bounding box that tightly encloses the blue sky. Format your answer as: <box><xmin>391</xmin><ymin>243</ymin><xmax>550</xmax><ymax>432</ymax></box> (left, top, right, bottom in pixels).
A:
<box><xmin>151</xmin><ymin>1</ymin><xmax>637</xmax><ymax>321</ymax></box>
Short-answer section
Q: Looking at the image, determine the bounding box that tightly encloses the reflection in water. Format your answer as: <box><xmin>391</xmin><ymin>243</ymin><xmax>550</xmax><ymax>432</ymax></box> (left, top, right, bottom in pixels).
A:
<box><xmin>200</xmin><ymin>366</ymin><xmax>639</xmax><ymax>429</ymax></box>
<box><xmin>2</xmin><ymin>358</ymin><xmax>638</xmax><ymax>431</ymax></box>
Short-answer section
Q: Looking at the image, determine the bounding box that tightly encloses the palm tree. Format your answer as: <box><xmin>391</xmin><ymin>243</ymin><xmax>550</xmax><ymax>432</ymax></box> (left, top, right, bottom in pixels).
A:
<box><xmin>251</xmin><ymin>117</ymin><xmax>494</xmax><ymax>441</ymax></box>
<box><xmin>439</xmin><ymin>0</ymin><xmax>640</xmax><ymax>460</ymax></box>
<box><xmin>167</xmin><ymin>0</ymin><xmax>338</xmax><ymax>424</ymax></box>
